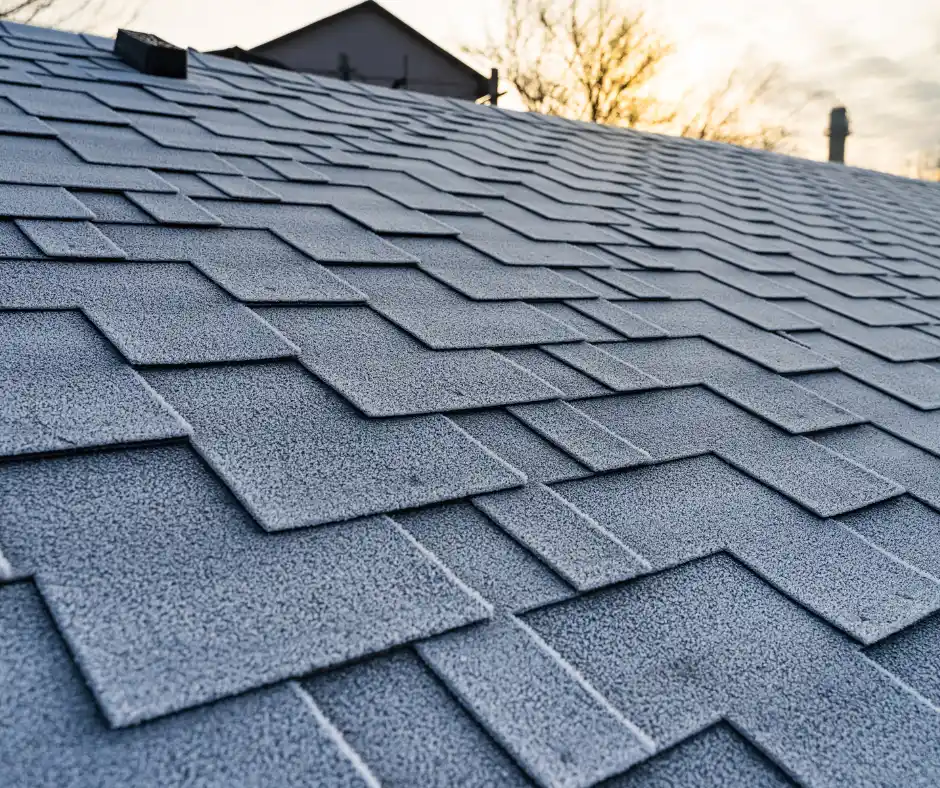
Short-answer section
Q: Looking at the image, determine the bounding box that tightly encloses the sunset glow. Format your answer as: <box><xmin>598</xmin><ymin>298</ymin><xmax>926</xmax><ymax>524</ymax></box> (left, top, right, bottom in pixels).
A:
<box><xmin>128</xmin><ymin>0</ymin><xmax>940</xmax><ymax>175</ymax></box>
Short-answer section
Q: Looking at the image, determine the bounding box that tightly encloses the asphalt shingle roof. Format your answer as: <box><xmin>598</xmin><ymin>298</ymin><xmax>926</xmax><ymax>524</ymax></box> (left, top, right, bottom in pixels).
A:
<box><xmin>3</xmin><ymin>17</ymin><xmax>940</xmax><ymax>786</ymax></box>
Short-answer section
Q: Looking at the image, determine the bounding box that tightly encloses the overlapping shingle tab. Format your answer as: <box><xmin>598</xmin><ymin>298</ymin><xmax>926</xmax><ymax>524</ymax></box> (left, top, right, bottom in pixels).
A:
<box><xmin>2</xmin><ymin>18</ymin><xmax>940</xmax><ymax>786</ymax></box>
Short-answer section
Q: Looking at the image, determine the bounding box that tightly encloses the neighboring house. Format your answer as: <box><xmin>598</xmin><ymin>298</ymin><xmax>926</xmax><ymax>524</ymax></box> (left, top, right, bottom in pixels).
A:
<box><xmin>235</xmin><ymin>0</ymin><xmax>490</xmax><ymax>100</ymax></box>
<box><xmin>4</xmin><ymin>17</ymin><xmax>940</xmax><ymax>788</ymax></box>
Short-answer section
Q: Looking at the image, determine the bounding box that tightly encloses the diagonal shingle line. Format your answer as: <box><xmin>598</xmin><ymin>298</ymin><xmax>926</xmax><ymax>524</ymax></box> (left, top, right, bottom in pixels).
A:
<box><xmin>290</xmin><ymin>683</ymin><xmax>383</xmax><ymax>788</ymax></box>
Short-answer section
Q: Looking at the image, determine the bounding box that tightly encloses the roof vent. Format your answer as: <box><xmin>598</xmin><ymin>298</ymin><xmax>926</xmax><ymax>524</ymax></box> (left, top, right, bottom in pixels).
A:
<box><xmin>826</xmin><ymin>106</ymin><xmax>850</xmax><ymax>164</ymax></box>
<box><xmin>114</xmin><ymin>29</ymin><xmax>187</xmax><ymax>78</ymax></box>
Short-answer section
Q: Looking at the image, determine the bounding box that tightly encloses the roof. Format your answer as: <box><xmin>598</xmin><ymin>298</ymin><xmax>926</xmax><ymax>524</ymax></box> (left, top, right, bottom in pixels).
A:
<box><xmin>206</xmin><ymin>45</ymin><xmax>288</xmax><ymax>69</ymax></box>
<box><xmin>1</xmin><ymin>16</ymin><xmax>940</xmax><ymax>787</ymax></box>
<box><xmin>251</xmin><ymin>0</ymin><xmax>490</xmax><ymax>97</ymax></box>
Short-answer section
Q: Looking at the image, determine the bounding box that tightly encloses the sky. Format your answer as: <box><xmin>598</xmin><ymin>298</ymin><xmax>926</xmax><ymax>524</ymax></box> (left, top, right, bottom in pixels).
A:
<box><xmin>70</xmin><ymin>0</ymin><xmax>940</xmax><ymax>175</ymax></box>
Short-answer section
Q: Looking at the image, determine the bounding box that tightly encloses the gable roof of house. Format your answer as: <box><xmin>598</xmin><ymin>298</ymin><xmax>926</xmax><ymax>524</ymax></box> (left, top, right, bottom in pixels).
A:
<box><xmin>2</xmin><ymin>16</ymin><xmax>940</xmax><ymax>787</ymax></box>
<box><xmin>251</xmin><ymin>0</ymin><xmax>490</xmax><ymax>97</ymax></box>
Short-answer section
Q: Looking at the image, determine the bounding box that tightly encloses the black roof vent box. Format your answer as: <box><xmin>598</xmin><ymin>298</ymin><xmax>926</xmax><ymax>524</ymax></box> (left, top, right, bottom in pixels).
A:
<box><xmin>114</xmin><ymin>29</ymin><xmax>187</xmax><ymax>78</ymax></box>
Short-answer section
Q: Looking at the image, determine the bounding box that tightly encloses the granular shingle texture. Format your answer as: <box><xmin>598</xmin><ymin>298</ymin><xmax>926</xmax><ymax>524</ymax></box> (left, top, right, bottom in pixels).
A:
<box><xmin>0</xmin><ymin>310</ymin><xmax>186</xmax><ymax>455</ymax></box>
<box><xmin>0</xmin><ymin>583</ymin><xmax>376</xmax><ymax>788</ymax></box>
<box><xmin>0</xmin><ymin>445</ymin><xmax>490</xmax><ymax>726</ymax></box>
<box><xmin>4</xmin><ymin>18</ymin><xmax>940</xmax><ymax>786</ymax></box>
<box><xmin>143</xmin><ymin>362</ymin><xmax>524</xmax><ymax>530</ymax></box>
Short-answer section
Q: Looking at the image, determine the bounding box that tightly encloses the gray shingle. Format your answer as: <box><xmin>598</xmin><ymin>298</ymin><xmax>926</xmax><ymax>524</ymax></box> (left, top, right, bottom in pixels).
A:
<box><xmin>395</xmin><ymin>158</ymin><xmax>503</xmax><ymax>195</ymax></box>
<box><xmin>603</xmin><ymin>337</ymin><xmax>858</xmax><ymax>433</ymax></box>
<box><xmin>318</xmin><ymin>165</ymin><xmax>481</xmax><ymax>213</ymax></box>
<box><xmin>0</xmin><ymin>157</ymin><xmax>176</xmax><ymax>191</ymax></box>
<box><xmin>777</xmin><ymin>275</ymin><xmax>929</xmax><ymax>326</ymax></box>
<box><xmin>780</xmin><ymin>298</ymin><xmax>940</xmax><ymax>361</ymax></box>
<box><xmin>573</xmin><ymin>387</ymin><xmax>902</xmax><ymax>518</ymax></box>
<box><xmin>0</xmin><ymin>134</ymin><xmax>175</xmax><ymax>191</ymax></box>
<box><xmin>598</xmin><ymin>242</ymin><xmax>676</xmax><ymax>269</ymax></box>
<box><xmin>336</xmin><ymin>266</ymin><xmax>583</xmax><ymax>349</ymax></box>
<box><xmin>552</xmin><ymin>454</ymin><xmax>939</xmax><ymax>643</ymax></box>
<box><xmin>2</xmin><ymin>21</ymin><xmax>88</xmax><ymax>45</ymax></box>
<box><xmin>626</xmin><ymin>270</ymin><xmax>814</xmax><ymax>330</ymax></box>
<box><xmin>72</xmin><ymin>190</ymin><xmax>155</xmax><ymax>222</ymax></box>
<box><xmin>219</xmin><ymin>153</ymin><xmax>283</xmax><ymax>179</ymax></box>
<box><xmin>194</xmin><ymin>116</ymin><xmax>326</xmax><ymax>147</ymax></box>
<box><xmin>389</xmin><ymin>236</ymin><xmax>595</xmax><ymax>300</ymax></box>
<box><xmin>605</xmin><ymin>724</ymin><xmax>795</xmax><ymax>788</ymax></box>
<box><xmin>0</xmin><ymin>219</ymin><xmax>40</xmax><ymax>256</ymax></box>
<box><xmin>15</xmin><ymin>218</ymin><xmax>125</xmax><ymax>258</ymax></box>
<box><xmin>0</xmin><ymin>261</ymin><xmax>294</xmax><ymax>364</ymax></box>
<box><xmin>417</xmin><ymin>615</ymin><xmax>652</xmax><ymax>788</ymax></box>
<box><xmin>498</xmin><ymin>347</ymin><xmax>611</xmax><ymax>398</ymax></box>
<box><xmin>445</xmin><ymin>215</ymin><xmax>610</xmax><ymax>266</ymax></box>
<box><xmin>305</xmin><ymin>649</ymin><xmax>531</xmax><ymax>788</ymax></box>
<box><xmin>395</xmin><ymin>503</ymin><xmax>573</xmax><ymax>612</ymax></box>
<box><xmin>530</xmin><ymin>302</ymin><xmax>623</xmax><ymax>341</ymax></box>
<box><xmin>650</xmin><ymin>248</ymin><xmax>795</xmax><ymax>296</ymax></box>
<box><xmin>0</xmin><ymin>183</ymin><xmax>92</xmax><ymax>218</ymax></box>
<box><xmin>501</xmin><ymin>183</ymin><xmax>627</xmax><ymax>221</ymax></box>
<box><xmin>792</xmin><ymin>330</ymin><xmax>940</xmax><ymax>409</ymax></box>
<box><xmin>199</xmin><ymin>172</ymin><xmax>282</xmax><ymax>200</ymax></box>
<box><xmin>554</xmin><ymin>267</ymin><xmax>629</xmax><ymax>298</ymax></box>
<box><xmin>542</xmin><ymin>342</ymin><xmax>664</xmax><ymax>391</ymax></box>
<box><xmin>0</xmin><ymin>61</ymin><xmax>44</xmax><ymax>85</ymax></box>
<box><xmin>156</xmin><ymin>170</ymin><xmax>226</xmax><ymax>198</ymax></box>
<box><xmin>258</xmin><ymin>305</ymin><xmax>560</xmax><ymax>416</ymax></box>
<box><xmin>0</xmin><ymin>310</ymin><xmax>186</xmax><ymax>456</ymax></box>
<box><xmin>260</xmin><ymin>156</ymin><xmax>329</xmax><ymax>181</ymax></box>
<box><xmin>450</xmin><ymin>409</ymin><xmax>590</xmax><ymax>484</ymax></box>
<box><xmin>54</xmin><ymin>121</ymin><xmax>238</xmax><ymax>173</ymax></box>
<box><xmin>199</xmin><ymin>199</ymin><xmax>417</xmax><ymax>263</ymax></box>
<box><xmin>1</xmin><ymin>84</ymin><xmax>126</xmax><ymax>123</ymax></box>
<box><xmin>783</xmin><ymin>259</ymin><xmax>909</xmax><ymax>298</ymax></box>
<box><xmin>131</xmin><ymin>112</ymin><xmax>284</xmax><ymax>157</ymax></box>
<box><xmin>0</xmin><ymin>112</ymin><xmax>57</xmax><ymax>135</ymax></box>
<box><xmin>475</xmin><ymin>483</ymin><xmax>648</xmax><ymax>590</ymax></box>
<box><xmin>902</xmin><ymin>295</ymin><xmax>940</xmax><ymax>316</ymax></box>
<box><xmin>566</xmin><ymin>299</ymin><xmax>669</xmax><ymax>338</ymax></box>
<box><xmin>81</xmin><ymin>82</ymin><xmax>194</xmax><ymax>117</ymax></box>
<box><xmin>867</xmin><ymin>610</ymin><xmax>940</xmax><ymax>707</ymax></box>
<box><xmin>0</xmin><ymin>582</ymin><xmax>374</xmax><ymax>788</ymax></box>
<box><xmin>464</xmin><ymin>196</ymin><xmax>623</xmax><ymax>243</ymax></box>
<box><xmin>98</xmin><ymin>224</ymin><xmax>365</xmax><ymax>302</ymax></box>
<box><xmin>525</xmin><ymin>553</ymin><xmax>940</xmax><ymax>785</ymax></box>
<box><xmin>795</xmin><ymin>370</ymin><xmax>940</xmax><ymax>456</ymax></box>
<box><xmin>507</xmin><ymin>398</ymin><xmax>651</xmax><ymax>472</ymax></box>
<box><xmin>261</xmin><ymin>181</ymin><xmax>459</xmax><ymax>235</ymax></box>
<box><xmin>144</xmin><ymin>362</ymin><xmax>524</xmax><ymax>530</ymax></box>
<box><xmin>584</xmin><ymin>268</ymin><xmax>672</xmax><ymax>299</ymax></box>
<box><xmin>0</xmin><ymin>446</ymin><xmax>490</xmax><ymax>725</ymax></box>
<box><xmin>814</xmin><ymin>425</ymin><xmax>940</xmax><ymax>509</ymax></box>
<box><xmin>126</xmin><ymin>191</ymin><xmax>223</xmax><ymax>226</ymax></box>
<box><xmin>840</xmin><ymin>495</ymin><xmax>940</xmax><ymax>580</ymax></box>
<box><xmin>622</xmin><ymin>300</ymin><xmax>830</xmax><ymax>372</ymax></box>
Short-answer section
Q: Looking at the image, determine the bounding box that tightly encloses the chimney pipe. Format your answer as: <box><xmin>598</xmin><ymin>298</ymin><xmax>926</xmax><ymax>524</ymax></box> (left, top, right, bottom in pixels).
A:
<box><xmin>114</xmin><ymin>30</ymin><xmax>187</xmax><ymax>78</ymax></box>
<box><xmin>827</xmin><ymin>106</ymin><xmax>850</xmax><ymax>164</ymax></box>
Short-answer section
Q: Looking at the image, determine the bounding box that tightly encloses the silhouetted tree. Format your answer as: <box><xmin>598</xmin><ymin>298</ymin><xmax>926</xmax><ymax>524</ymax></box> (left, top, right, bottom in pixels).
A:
<box><xmin>1</xmin><ymin>0</ymin><xmax>138</xmax><ymax>34</ymax></box>
<box><xmin>467</xmin><ymin>0</ymin><xmax>674</xmax><ymax>126</ymax></box>
<box><xmin>470</xmin><ymin>0</ymin><xmax>796</xmax><ymax>151</ymax></box>
<box><xmin>909</xmin><ymin>148</ymin><xmax>940</xmax><ymax>181</ymax></box>
<box><xmin>675</xmin><ymin>67</ymin><xmax>793</xmax><ymax>151</ymax></box>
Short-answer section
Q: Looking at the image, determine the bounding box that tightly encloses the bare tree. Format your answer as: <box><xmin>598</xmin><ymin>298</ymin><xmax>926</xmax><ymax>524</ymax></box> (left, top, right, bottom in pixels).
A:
<box><xmin>676</xmin><ymin>67</ymin><xmax>794</xmax><ymax>151</ymax></box>
<box><xmin>467</xmin><ymin>0</ymin><xmax>674</xmax><ymax>126</ymax></box>
<box><xmin>470</xmin><ymin>0</ymin><xmax>798</xmax><ymax>151</ymax></box>
<box><xmin>1</xmin><ymin>0</ymin><xmax>139</xmax><ymax>34</ymax></box>
<box><xmin>909</xmin><ymin>148</ymin><xmax>940</xmax><ymax>181</ymax></box>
